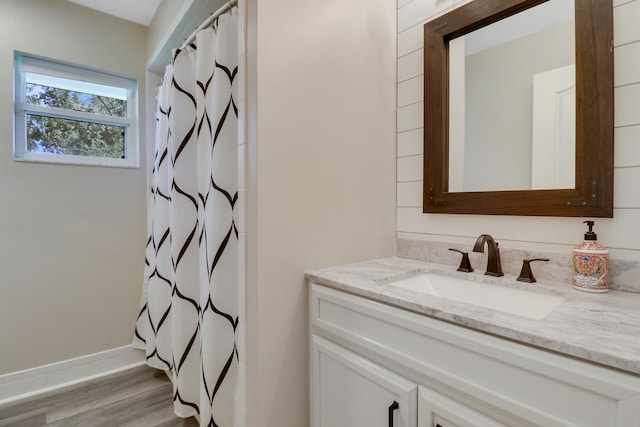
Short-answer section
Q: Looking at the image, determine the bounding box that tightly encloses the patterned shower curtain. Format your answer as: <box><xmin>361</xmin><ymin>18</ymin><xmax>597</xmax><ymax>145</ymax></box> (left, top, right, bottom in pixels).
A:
<box><xmin>133</xmin><ymin>11</ymin><xmax>239</xmax><ymax>427</ymax></box>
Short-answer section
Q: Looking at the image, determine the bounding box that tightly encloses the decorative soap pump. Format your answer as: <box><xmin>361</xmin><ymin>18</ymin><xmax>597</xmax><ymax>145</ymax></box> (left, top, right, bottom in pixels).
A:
<box><xmin>572</xmin><ymin>221</ymin><xmax>609</xmax><ymax>293</ymax></box>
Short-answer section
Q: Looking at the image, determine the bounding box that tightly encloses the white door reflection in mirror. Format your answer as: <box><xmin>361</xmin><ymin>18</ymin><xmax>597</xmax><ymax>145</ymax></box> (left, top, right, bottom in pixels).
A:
<box><xmin>531</xmin><ymin>64</ymin><xmax>575</xmax><ymax>190</ymax></box>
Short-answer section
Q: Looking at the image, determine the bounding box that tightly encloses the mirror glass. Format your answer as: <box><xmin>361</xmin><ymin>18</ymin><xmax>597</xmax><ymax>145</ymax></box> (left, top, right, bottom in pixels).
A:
<box><xmin>448</xmin><ymin>0</ymin><xmax>575</xmax><ymax>192</ymax></box>
<box><xmin>423</xmin><ymin>0</ymin><xmax>614</xmax><ymax>217</ymax></box>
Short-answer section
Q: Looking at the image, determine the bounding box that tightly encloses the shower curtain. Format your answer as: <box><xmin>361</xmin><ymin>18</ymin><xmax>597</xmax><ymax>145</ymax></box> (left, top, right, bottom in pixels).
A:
<box><xmin>133</xmin><ymin>11</ymin><xmax>239</xmax><ymax>427</ymax></box>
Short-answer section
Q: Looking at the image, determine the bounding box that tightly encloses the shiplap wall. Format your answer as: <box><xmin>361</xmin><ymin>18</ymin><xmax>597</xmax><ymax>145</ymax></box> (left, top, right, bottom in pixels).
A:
<box><xmin>396</xmin><ymin>0</ymin><xmax>640</xmax><ymax>262</ymax></box>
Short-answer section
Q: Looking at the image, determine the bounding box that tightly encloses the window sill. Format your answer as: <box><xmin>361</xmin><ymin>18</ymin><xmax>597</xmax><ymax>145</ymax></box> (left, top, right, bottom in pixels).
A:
<box><xmin>13</xmin><ymin>153</ymin><xmax>140</xmax><ymax>169</ymax></box>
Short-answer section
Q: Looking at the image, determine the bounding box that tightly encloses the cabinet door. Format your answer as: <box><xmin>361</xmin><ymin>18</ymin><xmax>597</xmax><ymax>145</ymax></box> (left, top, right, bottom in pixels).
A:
<box><xmin>418</xmin><ymin>385</ymin><xmax>507</xmax><ymax>427</ymax></box>
<box><xmin>312</xmin><ymin>335</ymin><xmax>417</xmax><ymax>427</ymax></box>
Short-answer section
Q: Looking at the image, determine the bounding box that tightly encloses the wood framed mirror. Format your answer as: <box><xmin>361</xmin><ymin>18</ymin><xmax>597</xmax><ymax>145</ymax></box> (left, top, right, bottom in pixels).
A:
<box><xmin>423</xmin><ymin>0</ymin><xmax>613</xmax><ymax>217</ymax></box>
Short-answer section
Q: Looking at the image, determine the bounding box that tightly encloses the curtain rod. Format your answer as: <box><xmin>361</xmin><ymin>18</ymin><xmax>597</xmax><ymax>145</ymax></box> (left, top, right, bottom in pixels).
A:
<box><xmin>180</xmin><ymin>0</ymin><xmax>238</xmax><ymax>49</ymax></box>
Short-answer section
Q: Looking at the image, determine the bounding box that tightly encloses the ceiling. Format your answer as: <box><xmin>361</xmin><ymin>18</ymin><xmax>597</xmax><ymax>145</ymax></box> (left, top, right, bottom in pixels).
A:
<box><xmin>67</xmin><ymin>0</ymin><xmax>162</xmax><ymax>26</ymax></box>
<box><xmin>65</xmin><ymin>0</ymin><xmax>228</xmax><ymax>70</ymax></box>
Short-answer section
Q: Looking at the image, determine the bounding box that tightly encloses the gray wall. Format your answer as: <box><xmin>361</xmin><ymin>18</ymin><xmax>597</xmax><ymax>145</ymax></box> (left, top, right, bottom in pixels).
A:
<box><xmin>147</xmin><ymin>0</ymin><xmax>191</xmax><ymax>64</ymax></box>
<box><xmin>0</xmin><ymin>0</ymin><xmax>148</xmax><ymax>375</ymax></box>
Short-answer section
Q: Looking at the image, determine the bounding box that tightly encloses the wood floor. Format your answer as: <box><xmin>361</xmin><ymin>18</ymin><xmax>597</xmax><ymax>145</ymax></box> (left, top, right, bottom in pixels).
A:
<box><xmin>0</xmin><ymin>365</ymin><xmax>198</xmax><ymax>426</ymax></box>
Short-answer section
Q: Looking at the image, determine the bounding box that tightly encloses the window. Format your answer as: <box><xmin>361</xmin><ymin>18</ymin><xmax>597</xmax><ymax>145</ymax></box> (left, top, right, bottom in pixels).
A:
<box><xmin>14</xmin><ymin>53</ymin><xmax>139</xmax><ymax>167</ymax></box>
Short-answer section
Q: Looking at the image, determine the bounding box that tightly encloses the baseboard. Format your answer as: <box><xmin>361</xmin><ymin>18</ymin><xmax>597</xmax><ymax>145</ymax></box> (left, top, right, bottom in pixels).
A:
<box><xmin>0</xmin><ymin>345</ymin><xmax>146</xmax><ymax>405</ymax></box>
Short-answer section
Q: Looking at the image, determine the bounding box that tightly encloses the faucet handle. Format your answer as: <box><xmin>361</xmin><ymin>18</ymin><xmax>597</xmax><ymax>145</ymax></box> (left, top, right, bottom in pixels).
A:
<box><xmin>517</xmin><ymin>258</ymin><xmax>549</xmax><ymax>283</ymax></box>
<box><xmin>449</xmin><ymin>248</ymin><xmax>474</xmax><ymax>273</ymax></box>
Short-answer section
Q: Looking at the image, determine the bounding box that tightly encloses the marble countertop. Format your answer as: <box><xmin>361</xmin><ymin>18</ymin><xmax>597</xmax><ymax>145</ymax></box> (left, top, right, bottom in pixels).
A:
<box><xmin>306</xmin><ymin>257</ymin><xmax>640</xmax><ymax>375</ymax></box>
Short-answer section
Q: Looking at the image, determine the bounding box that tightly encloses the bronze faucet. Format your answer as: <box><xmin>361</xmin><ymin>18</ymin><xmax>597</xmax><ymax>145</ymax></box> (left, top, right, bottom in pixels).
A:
<box><xmin>473</xmin><ymin>234</ymin><xmax>504</xmax><ymax>277</ymax></box>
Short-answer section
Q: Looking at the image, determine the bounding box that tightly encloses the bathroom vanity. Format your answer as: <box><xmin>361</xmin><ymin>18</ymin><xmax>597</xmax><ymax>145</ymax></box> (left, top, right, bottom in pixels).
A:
<box><xmin>307</xmin><ymin>258</ymin><xmax>640</xmax><ymax>427</ymax></box>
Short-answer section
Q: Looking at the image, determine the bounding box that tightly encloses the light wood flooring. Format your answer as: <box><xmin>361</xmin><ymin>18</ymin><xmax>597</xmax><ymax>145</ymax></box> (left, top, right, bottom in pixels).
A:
<box><xmin>0</xmin><ymin>365</ymin><xmax>198</xmax><ymax>426</ymax></box>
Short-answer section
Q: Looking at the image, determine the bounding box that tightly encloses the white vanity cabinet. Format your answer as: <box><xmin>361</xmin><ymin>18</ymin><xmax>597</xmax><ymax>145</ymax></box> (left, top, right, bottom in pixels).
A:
<box><xmin>418</xmin><ymin>385</ymin><xmax>508</xmax><ymax>427</ymax></box>
<box><xmin>312</xmin><ymin>335</ymin><xmax>417</xmax><ymax>427</ymax></box>
<box><xmin>310</xmin><ymin>283</ymin><xmax>640</xmax><ymax>427</ymax></box>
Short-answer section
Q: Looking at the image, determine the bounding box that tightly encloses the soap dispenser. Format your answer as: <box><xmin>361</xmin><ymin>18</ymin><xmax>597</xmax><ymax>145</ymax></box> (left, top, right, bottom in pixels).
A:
<box><xmin>572</xmin><ymin>221</ymin><xmax>609</xmax><ymax>293</ymax></box>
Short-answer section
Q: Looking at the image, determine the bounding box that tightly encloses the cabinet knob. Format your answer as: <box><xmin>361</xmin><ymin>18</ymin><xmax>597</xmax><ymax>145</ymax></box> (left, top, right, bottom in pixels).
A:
<box><xmin>388</xmin><ymin>401</ymin><xmax>399</xmax><ymax>427</ymax></box>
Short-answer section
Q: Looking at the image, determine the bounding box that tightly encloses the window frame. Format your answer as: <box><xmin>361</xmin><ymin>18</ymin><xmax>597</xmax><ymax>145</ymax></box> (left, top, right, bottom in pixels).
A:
<box><xmin>14</xmin><ymin>53</ymin><xmax>139</xmax><ymax>168</ymax></box>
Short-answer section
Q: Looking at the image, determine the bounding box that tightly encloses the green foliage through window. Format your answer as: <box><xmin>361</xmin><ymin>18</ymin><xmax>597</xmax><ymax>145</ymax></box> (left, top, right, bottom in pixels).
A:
<box><xmin>24</xmin><ymin>83</ymin><xmax>126</xmax><ymax>157</ymax></box>
<box><xmin>27</xmin><ymin>114</ymin><xmax>125</xmax><ymax>158</ymax></box>
<box><xmin>25</xmin><ymin>83</ymin><xmax>126</xmax><ymax>117</ymax></box>
<box><xmin>14</xmin><ymin>53</ymin><xmax>138</xmax><ymax>167</ymax></box>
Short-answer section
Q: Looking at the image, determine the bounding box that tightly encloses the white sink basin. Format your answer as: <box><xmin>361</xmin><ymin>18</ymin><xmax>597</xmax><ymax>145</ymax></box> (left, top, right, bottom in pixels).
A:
<box><xmin>388</xmin><ymin>273</ymin><xmax>564</xmax><ymax>320</ymax></box>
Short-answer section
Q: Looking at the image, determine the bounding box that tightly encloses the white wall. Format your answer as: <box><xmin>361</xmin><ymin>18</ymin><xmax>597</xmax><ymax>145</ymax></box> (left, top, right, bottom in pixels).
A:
<box><xmin>245</xmin><ymin>0</ymin><xmax>397</xmax><ymax>425</ymax></box>
<box><xmin>397</xmin><ymin>0</ymin><xmax>640</xmax><ymax>262</ymax></box>
<box><xmin>0</xmin><ymin>0</ymin><xmax>148</xmax><ymax>375</ymax></box>
<box><xmin>235</xmin><ymin>2</ymin><xmax>248</xmax><ymax>425</ymax></box>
